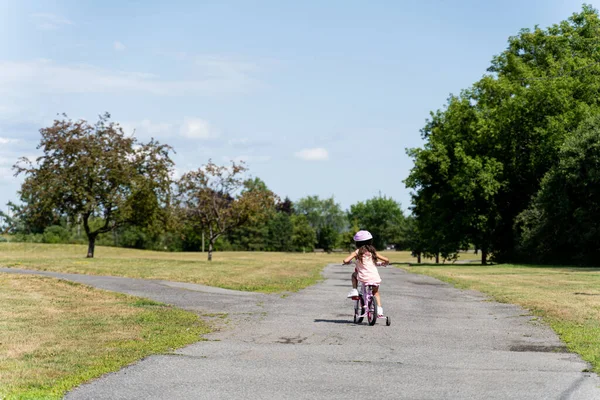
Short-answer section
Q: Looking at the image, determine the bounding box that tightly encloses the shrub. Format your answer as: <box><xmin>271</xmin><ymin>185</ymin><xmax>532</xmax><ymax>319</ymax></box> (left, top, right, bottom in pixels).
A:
<box><xmin>42</xmin><ymin>226</ymin><xmax>72</xmax><ymax>244</ymax></box>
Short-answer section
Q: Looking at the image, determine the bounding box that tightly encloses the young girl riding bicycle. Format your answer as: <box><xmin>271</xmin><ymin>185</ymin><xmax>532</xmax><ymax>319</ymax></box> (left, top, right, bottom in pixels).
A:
<box><xmin>342</xmin><ymin>230</ymin><xmax>389</xmax><ymax>317</ymax></box>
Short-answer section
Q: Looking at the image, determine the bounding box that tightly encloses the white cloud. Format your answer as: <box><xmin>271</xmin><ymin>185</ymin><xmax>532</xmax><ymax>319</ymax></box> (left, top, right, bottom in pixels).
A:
<box><xmin>114</xmin><ymin>41</ymin><xmax>126</xmax><ymax>52</ymax></box>
<box><xmin>180</xmin><ymin>118</ymin><xmax>218</xmax><ymax>140</ymax></box>
<box><xmin>0</xmin><ymin>59</ymin><xmax>258</xmax><ymax>97</ymax></box>
<box><xmin>0</xmin><ymin>138</ymin><xmax>19</xmax><ymax>145</ymax></box>
<box><xmin>31</xmin><ymin>13</ymin><xmax>73</xmax><ymax>30</ymax></box>
<box><xmin>294</xmin><ymin>147</ymin><xmax>329</xmax><ymax>161</ymax></box>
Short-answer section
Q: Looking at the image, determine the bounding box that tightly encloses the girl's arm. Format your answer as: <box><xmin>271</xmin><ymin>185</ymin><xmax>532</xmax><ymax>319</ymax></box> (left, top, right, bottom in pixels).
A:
<box><xmin>375</xmin><ymin>252</ymin><xmax>389</xmax><ymax>265</ymax></box>
<box><xmin>342</xmin><ymin>250</ymin><xmax>357</xmax><ymax>264</ymax></box>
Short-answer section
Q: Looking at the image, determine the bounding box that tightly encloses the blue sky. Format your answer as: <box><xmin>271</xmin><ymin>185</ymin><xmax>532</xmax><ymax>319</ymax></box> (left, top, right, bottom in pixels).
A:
<box><xmin>0</xmin><ymin>0</ymin><xmax>593</xmax><ymax>214</ymax></box>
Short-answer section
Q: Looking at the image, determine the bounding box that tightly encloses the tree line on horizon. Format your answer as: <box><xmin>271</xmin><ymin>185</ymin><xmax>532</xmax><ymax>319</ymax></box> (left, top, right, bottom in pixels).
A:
<box><xmin>406</xmin><ymin>5</ymin><xmax>600</xmax><ymax>266</ymax></box>
<box><xmin>7</xmin><ymin>7</ymin><xmax>600</xmax><ymax>266</ymax></box>
<box><xmin>0</xmin><ymin>113</ymin><xmax>409</xmax><ymax>260</ymax></box>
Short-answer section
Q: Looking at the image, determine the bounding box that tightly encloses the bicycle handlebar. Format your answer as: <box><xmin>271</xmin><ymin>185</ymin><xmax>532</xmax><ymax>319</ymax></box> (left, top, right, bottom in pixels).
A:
<box><xmin>343</xmin><ymin>260</ymin><xmax>388</xmax><ymax>267</ymax></box>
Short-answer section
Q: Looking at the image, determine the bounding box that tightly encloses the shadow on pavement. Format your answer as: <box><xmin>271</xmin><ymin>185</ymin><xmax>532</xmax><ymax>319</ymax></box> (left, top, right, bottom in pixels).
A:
<box><xmin>314</xmin><ymin>319</ymin><xmax>353</xmax><ymax>325</ymax></box>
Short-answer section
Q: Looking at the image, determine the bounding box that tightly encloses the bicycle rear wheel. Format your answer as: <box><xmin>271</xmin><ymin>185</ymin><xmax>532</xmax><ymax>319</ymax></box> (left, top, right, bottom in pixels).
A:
<box><xmin>368</xmin><ymin>296</ymin><xmax>377</xmax><ymax>326</ymax></box>
<box><xmin>354</xmin><ymin>296</ymin><xmax>364</xmax><ymax>324</ymax></box>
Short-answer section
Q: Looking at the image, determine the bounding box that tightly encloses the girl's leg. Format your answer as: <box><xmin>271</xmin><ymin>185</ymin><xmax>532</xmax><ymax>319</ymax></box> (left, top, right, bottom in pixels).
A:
<box><xmin>347</xmin><ymin>271</ymin><xmax>359</xmax><ymax>298</ymax></box>
<box><xmin>372</xmin><ymin>286</ymin><xmax>381</xmax><ymax>307</ymax></box>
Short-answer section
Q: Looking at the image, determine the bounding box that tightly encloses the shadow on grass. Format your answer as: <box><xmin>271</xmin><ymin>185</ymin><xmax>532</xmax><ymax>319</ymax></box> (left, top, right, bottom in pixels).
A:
<box><xmin>513</xmin><ymin>265</ymin><xmax>600</xmax><ymax>272</ymax></box>
<box><xmin>398</xmin><ymin>261</ymin><xmax>600</xmax><ymax>272</ymax></box>
<box><xmin>391</xmin><ymin>262</ymin><xmax>488</xmax><ymax>267</ymax></box>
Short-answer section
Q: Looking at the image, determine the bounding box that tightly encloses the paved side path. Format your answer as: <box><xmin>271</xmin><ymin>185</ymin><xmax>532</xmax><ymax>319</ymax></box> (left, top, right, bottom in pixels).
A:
<box><xmin>2</xmin><ymin>266</ymin><xmax>600</xmax><ymax>399</ymax></box>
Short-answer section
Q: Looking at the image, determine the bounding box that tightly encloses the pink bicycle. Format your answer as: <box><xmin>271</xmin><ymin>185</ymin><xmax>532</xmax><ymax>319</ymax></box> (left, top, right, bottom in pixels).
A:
<box><xmin>352</xmin><ymin>280</ymin><xmax>391</xmax><ymax>326</ymax></box>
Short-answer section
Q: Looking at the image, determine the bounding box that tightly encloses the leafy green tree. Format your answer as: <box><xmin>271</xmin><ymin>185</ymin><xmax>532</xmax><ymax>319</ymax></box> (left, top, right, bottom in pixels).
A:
<box><xmin>0</xmin><ymin>202</ymin><xmax>45</xmax><ymax>234</ymax></box>
<box><xmin>42</xmin><ymin>225</ymin><xmax>72</xmax><ymax>244</ymax></box>
<box><xmin>347</xmin><ymin>196</ymin><xmax>406</xmax><ymax>250</ymax></box>
<box><xmin>266</xmin><ymin>212</ymin><xmax>294</xmax><ymax>251</ymax></box>
<box><xmin>176</xmin><ymin>160</ymin><xmax>276</xmax><ymax>260</ymax></box>
<box><xmin>405</xmin><ymin>109</ymin><xmax>476</xmax><ymax>263</ymax></box>
<box><xmin>516</xmin><ymin>115</ymin><xmax>600</xmax><ymax>265</ymax></box>
<box><xmin>340</xmin><ymin>219</ymin><xmax>361</xmax><ymax>251</ymax></box>
<box><xmin>222</xmin><ymin>178</ymin><xmax>275</xmax><ymax>251</ymax></box>
<box><xmin>276</xmin><ymin>197</ymin><xmax>294</xmax><ymax>215</ymax></box>
<box><xmin>290</xmin><ymin>214</ymin><xmax>317</xmax><ymax>252</ymax></box>
<box><xmin>14</xmin><ymin>113</ymin><xmax>174</xmax><ymax>258</ymax></box>
<box><xmin>316</xmin><ymin>225</ymin><xmax>338</xmax><ymax>252</ymax></box>
<box><xmin>295</xmin><ymin>195</ymin><xmax>346</xmax><ymax>250</ymax></box>
<box><xmin>407</xmin><ymin>6</ymin><xmax>600</xmax><ymax>263</ymax></box>
<box><xmin>398</xmin><ymin>215</ymin><xmax>427</xmax><ymax>262</ymax></box>
<box><xmin>114</xmin><ymin>225</ymin><xmax>151</xmax><ymax>249</ymax></box>
<box><xmin>225</xmin><ymin>222</ymin><xmax>269</xmax><ymax>251</ymax></box>
<box><xmin>474</xmin><ymin>5</ymin><xmax>600</xmax><ymax>260</ymax></box>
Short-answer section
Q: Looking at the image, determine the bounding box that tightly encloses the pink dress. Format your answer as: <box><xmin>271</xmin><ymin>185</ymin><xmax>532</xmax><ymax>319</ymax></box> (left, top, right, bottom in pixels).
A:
<box><xmin>355</xmin><ymin>252</ymin><xmax>381</xmax><ymax>284</ymax></box>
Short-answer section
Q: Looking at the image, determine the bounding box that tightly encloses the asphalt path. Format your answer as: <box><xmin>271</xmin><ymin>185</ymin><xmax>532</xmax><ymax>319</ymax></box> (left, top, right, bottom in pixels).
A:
<box><xmin>2</xmin><ymin>265</ymin><xmax>600</xmax><ymax>399</ymax></box>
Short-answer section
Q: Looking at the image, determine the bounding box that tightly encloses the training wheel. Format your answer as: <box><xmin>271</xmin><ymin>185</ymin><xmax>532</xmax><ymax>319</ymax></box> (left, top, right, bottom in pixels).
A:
<box><xmin>386</xmin><ymin>316</ymin><xmax>391</xmax><ymax>326</ymax></box>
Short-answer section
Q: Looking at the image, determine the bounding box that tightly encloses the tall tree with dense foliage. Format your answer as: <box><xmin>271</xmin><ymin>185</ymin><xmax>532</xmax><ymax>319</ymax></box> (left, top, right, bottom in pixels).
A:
<box><xmin>175</xmin><ymin>161</ymin><xmax>276</xmax><ymax>260</ymax></box>
<box><xmin>266</xmin><ymin>212</ymin><xmax>294</xmax><ymax>251</ymax></box>
<box><xmin>14</xmin><ymin>113</ymin><xmax>174</xmax><ymax>258</ymax></box>
<box><xmin>405</xmin><ymin>101</ymin><xmax>503</xmax><ymax>264</ymax></box>
<box><xmin>224</xmin><ymin>177</ymin><xmax>277</xmax><ymax>251</ymax></box>
<box><xmin>290</xmin><ymin>214</ymin><xmax>317</xmax><ymax>252</ymax></box>
<box><xmin>295</xmin><ymin>195</ymin><xmax>346</xmax><ymax>251</ymax></box>
<box><xmin>516</xmin><ymin>114</ymin><xmax>600</xmax><ymax>265</ymax></box>
<box><xmin>347</xmin><ymin>196</ymin><xmax>406</xmax><ymax>250</ymax></box>
<box><xmin>407</xmin><ymin>5</ymin><xmax>600</xmax><ymax>263</ymax></box>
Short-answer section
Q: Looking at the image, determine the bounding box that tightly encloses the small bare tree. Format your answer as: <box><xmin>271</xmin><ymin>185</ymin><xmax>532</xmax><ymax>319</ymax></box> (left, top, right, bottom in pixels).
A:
<box><xmin>176</xmin><ymin>160</ymin><xmax>276</xmax><ymax>261</ymax></box>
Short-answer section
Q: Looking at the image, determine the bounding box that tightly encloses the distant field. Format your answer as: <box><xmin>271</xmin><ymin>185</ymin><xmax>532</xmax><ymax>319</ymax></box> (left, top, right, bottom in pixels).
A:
<box><xmin>0</xmin><ymin>273</ymin><xmax>209</xmax><ymax>400</ymax></box>
<box><xmin>0</xmin><ymin>243</ymin><xmax>432</xmax><ymax>292</ymax></box>
<box><xmin>402</xmin><ymin>263</ymin><xmax>600</xmax><ymax>373</ymax></box>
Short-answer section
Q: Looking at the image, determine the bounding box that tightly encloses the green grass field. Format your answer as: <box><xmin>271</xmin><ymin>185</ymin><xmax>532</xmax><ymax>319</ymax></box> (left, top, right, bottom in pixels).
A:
<box><xmin>0</xmin><ymin>273</ymin><xmax>210</xmax><ymax>400</ymax></box>
<box><xmin>403</xmin><ymin>263</ymin><xmax>600</xmax><ymax>373</ymax></box>
<box><xmin>0</xmin><ymin>242</ymin><xmax>419</xmax><ymax>292</ymax></box>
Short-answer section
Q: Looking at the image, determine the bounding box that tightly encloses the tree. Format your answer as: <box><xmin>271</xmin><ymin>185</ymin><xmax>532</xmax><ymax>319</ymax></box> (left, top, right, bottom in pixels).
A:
<box><xmin>176</xmin><ymin>160</ymin><xmax>276</xmax><ymax>261</ymax></box>
<box><xmin>516</xmin><ymin>114</ymin><xmax>600</xmax><ymax>265</ymax></box>
<box><xmin>405</xmin><ymin>119</ymin><xmax>503</xmax><ymax>265</ymax></box>
<box><xmin>400</xmin><ymin>215</ymin><xmax>427</xmax><ymax>262</ymax></box>
<box><xmin>276</xmin><ymin>197</ymin><xmax>294</xmax><ymax>215</ymax></box>
<box><xmin>0</xmin><ymin>201</ymin><xmax>48</xmax><ymax>234</ymax></box>
<box><xmin>405</xmin><ymin>113</ymin><xmax>474</xmax><ymax>263</ymax></box>
<box><xmin>474</xmin><ymin>5</ymin><xmax>600</xmax><ymax>260</ymax></box>
<box><xmin>406</xmin><ymin>6</ymin><xmax>600</xmax><ymax>263</ymax></box>
<box><xmin>290</xmin><ymin>214</ymin><xmax>317</xmax><ymax>252</ymax></box>
<box><xmin>14</xmin><ymin>113</ymin><xmax>174</xmax><ymax>258</ymax></box>
<box><xmin>340</xmin><ymin>219</ymin><xmax>361</xmax><ymax>251</ymax></box>
<box><xmin>295</xmin><ymin>195</ymin><xmax>346</xmax><ymax>250</ymax></box>
<box><xmin>347</xmin><ymin>195</ymin><xmax>406</xmax><ymax>250</ymax></box>
<box><xmin>266</xmin><ymin>212</ymin><xmax>294</xmax><ymax>251</ymax></box>
<box><xmin>222</xmin><ymin>178</ymin><xmax>275</xmax><ymax>251</ymax></box>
